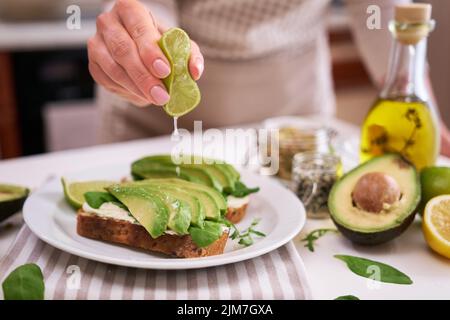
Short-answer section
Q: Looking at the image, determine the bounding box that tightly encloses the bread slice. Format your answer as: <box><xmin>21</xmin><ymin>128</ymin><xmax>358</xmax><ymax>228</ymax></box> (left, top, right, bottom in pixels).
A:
<box><xmin>77</xmin><ymin>210</ymin><xmax>228</xmax><ymax>258</ymax></box>
<box><xmin>225</xmin><ymin>203</ymin><xmax>248</xmax><ymax>224</ymax></box>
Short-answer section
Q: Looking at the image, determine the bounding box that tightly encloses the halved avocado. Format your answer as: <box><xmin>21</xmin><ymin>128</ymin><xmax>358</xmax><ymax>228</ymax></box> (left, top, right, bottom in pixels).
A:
<box><xmin>328</xmin><ymin>154</ymin><xmax>420</xmax><ymax>245</ymax></box>
<box><xmin>0</xmin><ymin>184</ymin><xmax>30</xmax><ymax>222</ymax></box>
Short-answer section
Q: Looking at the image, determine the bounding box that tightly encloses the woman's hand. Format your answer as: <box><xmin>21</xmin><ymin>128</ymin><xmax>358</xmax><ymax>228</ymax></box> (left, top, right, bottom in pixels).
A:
<box><xmin>87</xmin><ymin>0</ymin><xmax>204</xmax><ymax>106</ymax></box>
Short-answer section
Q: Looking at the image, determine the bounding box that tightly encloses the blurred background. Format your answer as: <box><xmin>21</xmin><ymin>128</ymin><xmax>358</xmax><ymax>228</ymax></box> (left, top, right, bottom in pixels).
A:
<box><xmin>0</xmin><ymin>0</ymin><xmax>448</xmax><ymax>159</ymax></box>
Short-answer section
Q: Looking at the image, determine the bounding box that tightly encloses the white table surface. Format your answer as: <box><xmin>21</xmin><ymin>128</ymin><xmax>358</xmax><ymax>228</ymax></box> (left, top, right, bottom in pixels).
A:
<box><xmin>1</xmin><ymin>118</ymin><xmax>449</xmax><ymax>300</ymax></box>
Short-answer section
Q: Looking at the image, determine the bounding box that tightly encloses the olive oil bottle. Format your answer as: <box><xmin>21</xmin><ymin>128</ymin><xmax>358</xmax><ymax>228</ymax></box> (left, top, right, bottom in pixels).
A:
<box><xmin>360</xmin><ymin>4</ymin><xmax>440</xmax><ymax>170</ymax></box>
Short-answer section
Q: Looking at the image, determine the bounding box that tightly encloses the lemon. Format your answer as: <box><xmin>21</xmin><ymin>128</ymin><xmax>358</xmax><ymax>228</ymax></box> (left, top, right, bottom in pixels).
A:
<box><xmin>61</xmin><ymin>178</ymin><xmax>114</xmax><ymax>210</ymax></box>
<box><xmin>158</xmin><ymin>28</ymin><xmax>201</xmax><ymax>117</ymax></box>
<box><xmin>420</xmin><ymin>167</ymin><xmax>450</xmax><ymax>215</ymax></box>
<box><xmin>423</xmin><ymin>195</ymin><xmax>450</xmax><ymax>259</ymax></box>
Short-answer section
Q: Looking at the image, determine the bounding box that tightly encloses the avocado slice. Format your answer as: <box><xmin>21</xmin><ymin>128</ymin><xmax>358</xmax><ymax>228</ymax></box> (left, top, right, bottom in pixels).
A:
<box><xmin>131</xmin><ymin>180</ymin><xmax>206</xmax><ymax>228</ymax></box>
<box><xmin>328</xmin><ymin>154</ymin><xmax>420</xmax><ymax>245</ymax></box>
<box><xmin>131</xmin><ymin>155</ymin><xmax>239</xmax><ymax>193</ymax></box>
<box><xmin>141</xmin><ymin>178</ymin><xmax>223</xmax><ymax>220</ymax></box>
<box><xmin>121</xmin><ymin>185</ymin><xmax>191</xmax><ymax>235</ymax></box>
<box><xmin>151</xmin><ymin>178</ymin><xmax>227</xmax><ymax>214</ymax></box>
<box><xmin>0</xmin><ymin>184</ymin><xmax>29</xmax><ymax>222</ymax></box>
<box><xmin>132</xmin><ymin>159</ymin><xmax>215</xmax><ymax>187</ymax></box>
<box><xmin>107</xmin><ymin>184</ymin><xmax>169</xmax><ymax>238</ymax></box>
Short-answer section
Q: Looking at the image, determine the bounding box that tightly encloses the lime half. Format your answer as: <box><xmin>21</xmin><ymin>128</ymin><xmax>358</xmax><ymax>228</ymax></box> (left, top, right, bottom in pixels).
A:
<box><xmin>61</xmin><ymin>178</ymin><xmax>115</xmax><ymax>210</ymax></box>
<box><xmin>158</xmin><ymin>28</ymin><xmax>201</xmax><ymax>117</ymax></box>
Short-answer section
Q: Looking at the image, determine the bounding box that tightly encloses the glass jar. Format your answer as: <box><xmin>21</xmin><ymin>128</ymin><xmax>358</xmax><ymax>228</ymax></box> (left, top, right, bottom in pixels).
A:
<box><xmin>277</xmin><ymin>127</ymin><xmax>332</xmax><ymax>180</ymax></box>
<box><xmin>260</xmin><ymin>126</ymin><xmax>334</xmax><ymax>179</ymax></box>
<box><xmin>291</xmin><ymin>152</ymin><xmax>341</xmax><ymax>219</ymax></box>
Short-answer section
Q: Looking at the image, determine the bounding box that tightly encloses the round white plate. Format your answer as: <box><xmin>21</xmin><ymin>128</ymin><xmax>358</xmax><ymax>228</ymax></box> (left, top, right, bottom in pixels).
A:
<box><xmin>23</xmin><ymin>165</ymin><xmax>305</xmax><ymax>269</ymax></box>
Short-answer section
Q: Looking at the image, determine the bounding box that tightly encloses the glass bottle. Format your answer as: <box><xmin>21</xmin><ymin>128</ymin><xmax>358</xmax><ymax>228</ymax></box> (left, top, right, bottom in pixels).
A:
<box><xmin>359</xmin><ymin>4</ymin><xmax>440</xmax><ymax>170</ymax></box>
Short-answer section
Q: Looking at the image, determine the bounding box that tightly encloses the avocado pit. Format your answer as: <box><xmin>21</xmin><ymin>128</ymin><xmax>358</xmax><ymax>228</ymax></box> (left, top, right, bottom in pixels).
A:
<box><xmin>351</xmin><ymin>172</ymin><xmax>401</xmax><ymax>213</ymax></box>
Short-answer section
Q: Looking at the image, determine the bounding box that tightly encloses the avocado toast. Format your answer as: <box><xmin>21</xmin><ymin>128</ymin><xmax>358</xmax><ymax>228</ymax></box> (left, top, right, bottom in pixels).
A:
<box><xmin>131</xmin><ymin>155</ymin><xmax>259</xmax><ymax>223</ymax></box>
<box><xmin>70</xmin><ymin>178</ymin><xmax>232</xmax><ymax>258</ymax></box>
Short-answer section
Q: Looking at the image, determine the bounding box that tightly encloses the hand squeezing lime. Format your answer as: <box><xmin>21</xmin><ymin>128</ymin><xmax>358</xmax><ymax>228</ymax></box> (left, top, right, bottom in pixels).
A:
<box><xmin>158</xmin><ymin>28</ymin><xmax>201</xmax><ymax>117</ymax></box>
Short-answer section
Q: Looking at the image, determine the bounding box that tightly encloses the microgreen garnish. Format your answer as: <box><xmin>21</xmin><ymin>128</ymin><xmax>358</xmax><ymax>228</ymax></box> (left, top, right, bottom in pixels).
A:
<box><xmin>229</xmin><ymin>218</ymin><xmax>266</xmax><ymax>247</ymax></box>
<box><xmin>301</xmin><ymin>228</ymin><xmax>338</xmax><ymax>252</ymax></box>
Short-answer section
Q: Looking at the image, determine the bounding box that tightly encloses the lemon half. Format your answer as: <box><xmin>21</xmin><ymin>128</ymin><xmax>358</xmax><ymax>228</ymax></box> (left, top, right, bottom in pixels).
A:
<box><xmin>423</xmin><ymin>195</ymin><xmax>450</xmax><ymax>259</ymax></box>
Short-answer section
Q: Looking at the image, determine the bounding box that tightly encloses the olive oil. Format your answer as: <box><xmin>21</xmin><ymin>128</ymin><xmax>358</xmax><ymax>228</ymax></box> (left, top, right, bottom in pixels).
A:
<box><xmin>359</xmin><ymin>4</ymin><xmax>440</xmax><ymax>170</ymax></box>
<box><xmin>360</xmin><ymin>98</ymin><xmax>437</xmax><ymax>170</ymax></box>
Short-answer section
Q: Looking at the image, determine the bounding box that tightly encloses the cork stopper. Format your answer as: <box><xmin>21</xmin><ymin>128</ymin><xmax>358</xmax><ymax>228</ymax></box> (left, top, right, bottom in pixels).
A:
<box><xmin>392</xmin><ymin>4</ymin><xmax>434</xmax><ymax>45</ymax></box>
<box><xmin>395</xmin><ymin>3</ymin><xmax>432</xmax><ymax>24</ymax></box>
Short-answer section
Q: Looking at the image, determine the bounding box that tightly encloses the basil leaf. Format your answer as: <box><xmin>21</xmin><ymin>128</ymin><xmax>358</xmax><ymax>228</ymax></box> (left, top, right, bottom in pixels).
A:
<box><xmin>84</xmin><ymin>192</ymin><xmax>127</xmax><ymax>210</ymax></box>
<box><xmin>335</xmin><ymin>295</ymin><xmax>360</xmax><ymax>300</ymax></box>
<box><xmin>226</xmin><ymin>181</ymin><xmax>259</xmax><ymax>197</ymax></box>
<box><xmin>2</xmin><ymin>263</ymin><xmax>44</xmax><ymax>300</ymax></box>
<box><xmin>334</xmin><ymin>255</ymin><xmax>413</xmax><ymax>285</ymax></box>
<box><xmin>189</xmin><ymin>221</ymin><xmax>223</xmax><ymax>248</ymax></box>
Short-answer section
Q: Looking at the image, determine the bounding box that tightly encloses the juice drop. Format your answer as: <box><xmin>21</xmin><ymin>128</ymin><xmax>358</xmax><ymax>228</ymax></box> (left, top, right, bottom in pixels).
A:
<box><xmin>172</xmin><ymin>116</ymin><xmax>179</xmax><ymax>140</ymax></box>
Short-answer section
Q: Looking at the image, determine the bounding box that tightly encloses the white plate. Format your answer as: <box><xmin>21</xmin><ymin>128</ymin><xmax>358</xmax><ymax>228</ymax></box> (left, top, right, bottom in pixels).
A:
<box><xmin>23</xmin><ymin>165</ymin><xmax>305</xmax><ymax>269</ymax></box>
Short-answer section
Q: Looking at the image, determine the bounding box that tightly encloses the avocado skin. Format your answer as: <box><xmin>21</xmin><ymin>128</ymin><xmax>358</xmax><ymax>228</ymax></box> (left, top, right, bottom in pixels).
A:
<box><xmin>331</xmin><ymin>211</ymin><xmax>417</xmax><ymax>245</ymax></box>
<box><xmin>0</xmin><ymin>189</ymin><xmax>29</xmax><ymax>222</ymax></box>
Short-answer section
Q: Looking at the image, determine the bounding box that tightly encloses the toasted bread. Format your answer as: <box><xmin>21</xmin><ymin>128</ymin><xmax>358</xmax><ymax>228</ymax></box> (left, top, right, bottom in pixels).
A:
<box><xmin>77</xmin><ymin>210</ymin><xmax>228</xmax><ymax>258</ymax></box>
<box><xmin>225</xmin><ymin>203</ymin><xmax>248</xmax><ymax>224</ymax></box>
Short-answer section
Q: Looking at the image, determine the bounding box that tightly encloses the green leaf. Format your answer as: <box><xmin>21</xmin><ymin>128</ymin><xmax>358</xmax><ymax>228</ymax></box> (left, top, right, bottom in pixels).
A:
<box><xmin>249</xmin><ymin>229</ymin><xmax>266</xmax><ymax>237</ymax></box>
<box><xmin>238</xmin><ymin>236</ymin><xmax>254</xmax><ymax>247</ymax></box>
<box><xmin>189</xmin><ymin>221</ymin><xmax>223</xmax><ymax>248</ymax></box>
<box><xmin>227</xmin><ymin>218</ymin><xmax>265</xmax><ymax>247</ymax></box>
<box><xmin>2</xmin><ymin>263</ymin><xmax>45</xmax><ymax>300</ymax></box>
<box><xmin>334</xmin><ymin>255</ymin><xmax>413</xmax><ymax>285</ymax></box>
<box><xmin>84</xmin><ymin>191</ymin><xmax>127</xmax><ymax>210</ymax></box>
<box><xmin>301</xmin><ymin>228</ymin><xmax>338</xmax><ymax>252</ymax></box>
<box><xmin>226</xmin><ymin>181</ymin><xmax>259</xmax><ymax>197</ymax></box>
<box><xmin>334</xmin><ymin>295</ymin><xmax>360</xmax><ymax>300</ymax></box>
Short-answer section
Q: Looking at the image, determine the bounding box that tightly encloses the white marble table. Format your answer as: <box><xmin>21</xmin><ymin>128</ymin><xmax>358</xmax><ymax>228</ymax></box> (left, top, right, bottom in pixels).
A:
<box><xmin>1</xmin><ymin>118</ymin><xmax>449</xmax><ymax>300</ymax></box>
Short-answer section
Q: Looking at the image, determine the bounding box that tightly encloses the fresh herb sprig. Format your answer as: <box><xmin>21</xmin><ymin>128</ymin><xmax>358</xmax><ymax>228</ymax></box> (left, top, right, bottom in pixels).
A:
<box><xmin>301</xmin><ymin>228</ymin><xmax>338</xmax><ymax>252</ymax></box>
<box><xmin>228</xmin><ymin>218</ymin><xmax>266</xmax><ymax>247</ymax></box>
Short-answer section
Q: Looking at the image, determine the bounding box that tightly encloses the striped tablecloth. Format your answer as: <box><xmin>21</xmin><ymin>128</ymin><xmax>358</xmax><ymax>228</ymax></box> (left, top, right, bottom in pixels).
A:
<box><xmin>0</xmin><ymin>226</ymin><xmax>311</xmax><ymax>300</ymax></box>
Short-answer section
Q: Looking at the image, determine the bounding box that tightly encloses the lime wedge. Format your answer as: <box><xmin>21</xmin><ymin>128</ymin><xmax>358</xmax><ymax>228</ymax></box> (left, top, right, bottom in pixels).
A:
<box><xmin>61</xmin><ymin>178</ymin><xmax>115</xmax><ymax>210</ymax></box>
<box><xmin>158</xmin><ymin>28</ymin><xmax>201</xmax><ymax>117</ymax></box>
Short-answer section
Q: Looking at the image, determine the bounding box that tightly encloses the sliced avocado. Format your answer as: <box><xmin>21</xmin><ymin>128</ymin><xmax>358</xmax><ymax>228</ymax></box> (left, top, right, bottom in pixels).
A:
<box><xmin>151</xmin><ymin>178</ymin><xmax>227</xmax><ymax>214</ymax></box>
<box><xmin>219</xmin><ymin>163</ymin><xmax>240</xmax><ymax>181</ymax></box>
<box><xmin>132</xmin><ymin>158</ymin><xmax>215</xmax><ymax>187</ymax></box>
<box><xmin>141</xmin><ymin>178</ymin><xmax>222</xmax><ymax>220</ymax></box>
<box><xmin>328</xmin><ymin>154</ymin><xmax>420</xmax><ymax>245</ymax></box>
<box><xmin>131</xmin><ymin>181</ymin><xmax>206</xmax><ymax>228</ymax></box>
<box><xmin>131</xmin><ymin>155</ymin><xmax>240</xmax><ymax>193</ymax></box>
<box><xmin>0</xmin><ymin>184</ymin><xmax>29</xmax><ymax>222</ymax></box>
<box><xmin>140</xmin><ymin>188</ymin><xmax>191</xmax><ymax>235</ymax></box>
<box><xmin>107</xmin><ymin>184</ymin><xmax>169</xmax><ymax>238</ymax></box>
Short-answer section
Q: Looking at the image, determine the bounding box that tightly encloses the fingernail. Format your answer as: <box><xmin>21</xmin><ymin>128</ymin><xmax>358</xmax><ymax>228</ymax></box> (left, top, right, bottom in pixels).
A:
<box><xmin>195</xmin><ymin>57</ymin><xmax>204</xmax><ymax>79</ymax></box>
<box><xmin>153</xmin><ymin>59</ymin><xmax>171</xmax><ymax>78</ymax></box>
<box><xmin>150</xmin><ymin>86</ymin><xmax>170</xmax><ymax>105</ymax></box>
